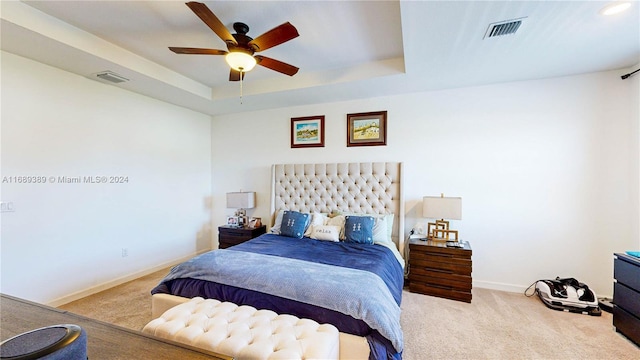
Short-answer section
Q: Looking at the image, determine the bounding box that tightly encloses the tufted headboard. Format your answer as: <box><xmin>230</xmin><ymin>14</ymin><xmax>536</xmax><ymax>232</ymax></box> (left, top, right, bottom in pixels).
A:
<box><xmin>270</xmin><ymin>162</ymin><xmax>405</xmax><ymax>256</ymax></box>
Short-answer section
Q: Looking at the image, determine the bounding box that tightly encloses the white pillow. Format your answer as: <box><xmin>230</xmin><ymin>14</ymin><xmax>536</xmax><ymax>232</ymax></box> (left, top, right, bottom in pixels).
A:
<box><xmin>369</xmin><ymin>213</ymin><xmax>394</xmax><ymax>243</ymax></box>
<box><xmin>385</xmin><ymin>213</ymin><xmax>394</xmax><ymax>242</ymax></box>
<box><xmin>304</xmin><ymin>212</ymin><xmax>326</xmax><ymax>237</ymax></box>
<box><xmin>310</xmin><ymin>225</ymin><xmax>341</xmax><ymax>242</ymax></box>
<box><xmin>269</xmin><ymin>210</ymin><xmax>285</xmax><ymax>234</ymax></box>
<box><xmin>326</xmin><ymin>215</ymin><xmax>346</xmax><ymax>239</ymax></box>
<box><xmin>372</xmin><ymin>216</ymin><xmax>390</xmax><ymax>244</ymax></box>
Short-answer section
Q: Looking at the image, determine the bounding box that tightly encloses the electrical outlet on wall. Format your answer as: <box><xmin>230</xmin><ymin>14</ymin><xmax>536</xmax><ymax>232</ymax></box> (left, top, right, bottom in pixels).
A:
<box><xmin>414</xmin><ymin>222</ymin><xmax>427</xmax><ymax>235</ymax></box>
<box><xmin>1</xmin><ymin>201</ymin><xmax>15</xmax><ymax>212</ymax></box>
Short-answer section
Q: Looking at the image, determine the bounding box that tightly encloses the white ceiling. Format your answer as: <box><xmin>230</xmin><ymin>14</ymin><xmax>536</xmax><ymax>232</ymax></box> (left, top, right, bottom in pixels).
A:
<box><xmin>2</xmin><ymin>1</ymin><xmax>639</xmax><ymax>116</ymax></box>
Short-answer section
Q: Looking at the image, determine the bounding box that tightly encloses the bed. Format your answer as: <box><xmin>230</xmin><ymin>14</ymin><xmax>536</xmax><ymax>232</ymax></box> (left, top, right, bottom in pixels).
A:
<box><xmin>151</xmin><ymin>162</ymin><xmax>405</xmax><ymax>360</ymax></box>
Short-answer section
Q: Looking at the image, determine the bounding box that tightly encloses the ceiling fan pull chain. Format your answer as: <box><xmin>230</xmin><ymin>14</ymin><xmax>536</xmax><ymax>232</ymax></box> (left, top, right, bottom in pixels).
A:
<box><xmin>240</xmin><ymin>70</ymin><xmax>244</xmax><ymax>104</ymax></box>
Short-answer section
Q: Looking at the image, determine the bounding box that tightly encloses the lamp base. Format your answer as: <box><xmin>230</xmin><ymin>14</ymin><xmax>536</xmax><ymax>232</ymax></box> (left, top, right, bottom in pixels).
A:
<box><xmin>234</xmin><ymin>209</ymin><xmax>248</xmax><ymax>227</ymax></box>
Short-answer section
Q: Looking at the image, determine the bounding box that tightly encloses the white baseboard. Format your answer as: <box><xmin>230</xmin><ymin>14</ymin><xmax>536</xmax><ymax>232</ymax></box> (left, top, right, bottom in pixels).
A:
<box><xmin>47</xmin><ymin>250</ymin><xmax>209</xmax><ymax>307</ymax></box>
<box><xmin>474</xmin><ymin>280</ymin><xmax>528</xmax><ymax>294</ymax></box>
<box><xmin>473</xmin><ymin>280</ymin><xmax>613</xmax><ymax>299</ymax></box>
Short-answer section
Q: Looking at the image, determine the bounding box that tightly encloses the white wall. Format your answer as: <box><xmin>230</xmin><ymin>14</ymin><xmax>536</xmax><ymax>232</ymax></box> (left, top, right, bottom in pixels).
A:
<box><xmin>212</xmin><ymin>69</ymin><xmax>639</xmax><ymax>297</ymax></box>
<box><xmin>0</xmin><ymin>51</ymin><xmax>212</xmax><ymax>305</ymax></box>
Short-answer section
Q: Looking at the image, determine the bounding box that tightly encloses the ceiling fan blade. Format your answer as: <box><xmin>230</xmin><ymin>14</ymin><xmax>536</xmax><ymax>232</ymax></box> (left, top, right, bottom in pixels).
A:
<box><xmin>169</xmin><ymin>47</ymin><xmax>227</xmax><ymax>55</ymax></box>
<box><xmin>248</xmin><ymin>22</ymin><xmax>299</xmax><ymax>52</ymax></box>
<box><xmin>229</xmin><ymin>69</ymin><xmax>246</xmax><ymax>82</ymax></box>
<box><xmin>186</xmin><ymin>2</ymin><xmax>236</xmax><ymax>45</ymax></box>
<box><xmin>255</xmin><ymin>55</ymin><xmax>299</xmax><ymax>76</ymax></box>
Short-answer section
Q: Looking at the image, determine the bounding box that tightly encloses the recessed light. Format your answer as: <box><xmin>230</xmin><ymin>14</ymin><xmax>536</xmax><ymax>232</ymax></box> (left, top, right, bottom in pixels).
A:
<box><xmin>600</xmin><ymin>2</ymin><xmax>632</xmax><ymax>16</ymax></box>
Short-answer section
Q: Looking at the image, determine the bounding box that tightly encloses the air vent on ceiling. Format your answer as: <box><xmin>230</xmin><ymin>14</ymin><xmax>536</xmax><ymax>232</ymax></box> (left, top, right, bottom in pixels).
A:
<box><xmin>93</xmin><ymin>71</ymin><xmax>129</xmax><ymax>84</ymax></box>
<box><xmin>484</xmin><ymin>17</ymin><xmax>526</xmax><ymax>39</ymax></box>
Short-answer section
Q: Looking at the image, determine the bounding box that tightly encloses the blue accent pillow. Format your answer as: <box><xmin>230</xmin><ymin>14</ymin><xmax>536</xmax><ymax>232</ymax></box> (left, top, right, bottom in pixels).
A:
<box><xmin>280</xmin><ymin>211</ymin><xmax>310</xmax><ymax>239</ymax></box>
<box><xmin>344</xmin><ymin>215</ymin><xmax>375</xmax><ymax>244</ymax></box>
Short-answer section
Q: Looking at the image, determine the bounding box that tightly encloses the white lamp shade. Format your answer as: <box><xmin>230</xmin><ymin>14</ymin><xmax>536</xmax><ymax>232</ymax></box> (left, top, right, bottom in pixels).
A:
<box><xmin>226</xmin><ymin>192</ymin><xmax>256</xmax><ymax>209</ymax></box>
<box><xmin>423</xmin><ymin>196</ymin><xmax>462</xmax><ymax>220</ymax></box>
<box><xmin>225</xmin><ymin>52</ymin><xmax>257</xmax><ymax>72</ymax></box>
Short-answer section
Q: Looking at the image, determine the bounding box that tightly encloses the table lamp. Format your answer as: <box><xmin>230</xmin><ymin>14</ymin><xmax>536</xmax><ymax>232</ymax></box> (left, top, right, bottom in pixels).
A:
<box><xmin>423</xmin><ymin>194</ymin><xmax>462</xmax><ymax>241</ymax></box>
<box><xmin>226</xmin><ymin>191</ymin><xmax>256</xmax><ymax>227</ymax></box>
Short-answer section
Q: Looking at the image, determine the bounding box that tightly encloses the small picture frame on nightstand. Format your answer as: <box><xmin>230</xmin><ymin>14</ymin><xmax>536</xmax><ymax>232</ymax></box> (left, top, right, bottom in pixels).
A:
<box><xmin>248</xmin><ymin>217</ymin><xmax>262</xmax><ymax>228</ymax></box>
<box><xmin>226</xmin><ymin>216</ymin><xmax>239</xmax><ymax>227</ymax></box>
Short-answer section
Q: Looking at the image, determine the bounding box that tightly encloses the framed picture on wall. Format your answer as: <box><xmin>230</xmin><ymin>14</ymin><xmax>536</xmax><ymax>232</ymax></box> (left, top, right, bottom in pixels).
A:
<box><xmin>291</xmin><ymin>115</ymin><xmax>325</xmax><ymax>148</ymax></box>
<box><xmin>347</xmin><ymin>111</ymin><xmax>387</xmax><ymax>147</ymax></box>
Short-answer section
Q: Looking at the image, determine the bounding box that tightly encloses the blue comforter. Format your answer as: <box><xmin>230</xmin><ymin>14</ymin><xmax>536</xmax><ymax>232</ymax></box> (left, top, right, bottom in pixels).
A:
<box><xmin>152</xmin><ymin>234</ymin><xmax>404</xmax><ymax>359</ymax></box>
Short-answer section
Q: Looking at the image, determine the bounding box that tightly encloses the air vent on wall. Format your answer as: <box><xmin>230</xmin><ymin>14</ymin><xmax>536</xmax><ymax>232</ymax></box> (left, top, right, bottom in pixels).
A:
<box><xmin>93</xmin><ymin>71</ymin><xmax>129</xmax><ymax>84</ymax></box>
<box><xmin>484</xmin><ymin>17</ymin><xmax>527</xmax><ymax>39</ymax></box>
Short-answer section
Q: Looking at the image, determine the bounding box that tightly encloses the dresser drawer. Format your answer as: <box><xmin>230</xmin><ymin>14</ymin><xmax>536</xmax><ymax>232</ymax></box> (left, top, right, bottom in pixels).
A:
<box><xmin>410</xmin><ymin>250</ymin><xmax>471</xmax><ymax>263</ymax></box>
<box><xmin>614</xmin><ymin>257</ymin><xmax>640</xmax><ymax>291</ymax></box>
<box><xmin>409</xmin><ymin>269</ymin><xmax>471</xmax><ymax>291</ymax></box>
<box><xmin>410</xmin><ymin>243</ymin><xmax>471</xmax><ymax>257</ymax></box>
<box><xmin>219</xmin><ymin>235</ymin><xmax>248</xmax><ymax>249</ymax></box>
<box><xmin>614</xmin><ymin>282</ymin><xmax>640</xmax><ymax>319</ymax></box>
<box><xmin>220</xmin><ymin>231</ymin><xmax>251</xmax><ymax>241</ymax></box>
<box><xmin>409</xmin><ymin>255</ymin><xmax>472</xmax><ymax>275</ymax></box>
<box><xmin>409</xmin><ymin>282</ymin><xmax>472</xmax><ymax>303</ymax></box>
<box><xmin>613</xmin><ymin>305</ymin><xmax>640</xmax><ymax>346</ymax></box>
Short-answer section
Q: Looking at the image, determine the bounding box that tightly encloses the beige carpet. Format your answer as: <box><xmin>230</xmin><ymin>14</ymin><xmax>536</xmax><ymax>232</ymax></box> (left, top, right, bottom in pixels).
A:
<box><xmin>60</xmin><ymin>269</ymin><xmax>639</xmax><ymax>359</ymax></box>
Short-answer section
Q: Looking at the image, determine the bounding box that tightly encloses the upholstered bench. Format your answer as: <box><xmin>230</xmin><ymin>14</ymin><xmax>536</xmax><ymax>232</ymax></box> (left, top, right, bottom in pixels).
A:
<box><xmin>142</xmin><ymin>297</ymin><xmax>339</xmax><ymax>360</ymax></box>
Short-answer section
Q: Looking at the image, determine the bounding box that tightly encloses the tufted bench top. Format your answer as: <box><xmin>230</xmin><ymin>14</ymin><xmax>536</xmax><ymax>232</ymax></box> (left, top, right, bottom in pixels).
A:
<box><xmin>142</xmin><ymin>297</ymin><xmax>339</xmax><ymax>360</ymax></box>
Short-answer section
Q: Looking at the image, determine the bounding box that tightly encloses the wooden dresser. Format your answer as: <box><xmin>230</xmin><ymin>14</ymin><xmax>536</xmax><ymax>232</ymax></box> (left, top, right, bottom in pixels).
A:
<box><xmin>408</xmin><ymin>238</ymin><xmax>472</xmax><ymax>302</ymax></box>
<box><xmin>218</xmin><ymin>225</ymin><xmax>266</xmax><ymax>249</ymax></box>
<box><xmin>613</xmin><ymin>253</ymin><xmax>640</xmax><ymax>345</ymax></box>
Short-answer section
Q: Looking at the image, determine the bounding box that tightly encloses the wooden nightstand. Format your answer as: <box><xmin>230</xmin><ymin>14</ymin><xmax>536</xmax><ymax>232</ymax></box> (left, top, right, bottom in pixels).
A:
<box><xmin>408</xmin><ymin>238</ymin><xmax>472</xmax><ymax>303</ymax></box>
<box><xmin>218</xmin><ymin>225</ymin><xmax>266</xmax><ymax>249</ymax></box>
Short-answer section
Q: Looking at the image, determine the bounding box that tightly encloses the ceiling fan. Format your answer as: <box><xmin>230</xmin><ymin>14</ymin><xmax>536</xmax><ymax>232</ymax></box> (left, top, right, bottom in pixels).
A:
<box><xmin>169</xmin><ymin>2</ymin><xmax>300</xmax><ymax>81</ymax></box>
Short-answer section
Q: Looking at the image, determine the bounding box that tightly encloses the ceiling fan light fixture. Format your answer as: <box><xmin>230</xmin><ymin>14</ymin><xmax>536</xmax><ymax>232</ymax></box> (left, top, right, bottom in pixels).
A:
<box><xmin>225</xmin><ymin>51</ymin><xmax>257</xmax><ymax>72</ymax></box>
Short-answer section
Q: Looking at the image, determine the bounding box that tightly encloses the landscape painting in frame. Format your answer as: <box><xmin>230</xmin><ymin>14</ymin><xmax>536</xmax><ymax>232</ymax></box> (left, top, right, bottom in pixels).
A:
<box><xmin>347</xmin><ymin>111</ymin><xmax>387</xmax><ymax>147</ymax></box>
<box><xmin>291</xmin><ymin>116</ymin><xmax>325</xmax><ymax>148</ymax></box>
